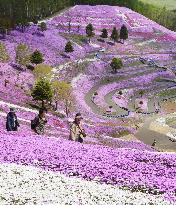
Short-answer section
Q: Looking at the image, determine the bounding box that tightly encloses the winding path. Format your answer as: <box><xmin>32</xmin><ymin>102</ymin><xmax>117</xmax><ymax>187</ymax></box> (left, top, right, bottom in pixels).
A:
<box><xmin>84</xmin><ymin>64</ymin><xmax>176</xmax><ymax>118</ymax></box>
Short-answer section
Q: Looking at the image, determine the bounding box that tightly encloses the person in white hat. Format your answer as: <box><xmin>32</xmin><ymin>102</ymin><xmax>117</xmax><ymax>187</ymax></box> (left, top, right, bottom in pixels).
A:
<box><xmin>69</xmin><ymin>113</ymin><xmax>86</xmax><ymax>143</ymax></box>
<box><xmin>6</xmin><ymin>107</ymin><xmax>20</xmax><ymax>131</ymax></box>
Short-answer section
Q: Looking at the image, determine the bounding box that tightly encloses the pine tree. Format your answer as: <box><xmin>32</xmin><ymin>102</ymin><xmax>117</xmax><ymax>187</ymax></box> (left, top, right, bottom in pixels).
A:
<box><xmin>110</xmin><ymin>27</ymin><xmax>119</xmax><ymax>43</ymax></box>
<box><xmin>30</xmin><ymin>50</ymin><xmax>44</xmax><ymax>64</ymax></box>
<box><xmin>120</xmin><ymin>24</ymin><xmax>128</xmax><ymax>43</ymax></box>
<box><xmin>32</xmin><ymin>78</ymin><xmax>53</xmax><ymax>108</ymax></box>
<box><xmin>100</xmin><ymin>28</ymin><xmax>108</xmax><ymax>39</ymax></box>
<box><xmin>0</xmin><ymin>42</ymin><xmax>10</xmax><ymax>62</ymax></box>
<box><xmin>110</xmin><ymin>58</ymin><xmax>123</xmax><ymax>73</ymax></box>
<box><xmin>86</xmin><ymin>23</ymin><xmax>95</xmax><ymax>43</ymax></box>
<box><xmin>65</xmin><ymin>41</ymin><xmax>74</xmax><ymax>53</ymax></box>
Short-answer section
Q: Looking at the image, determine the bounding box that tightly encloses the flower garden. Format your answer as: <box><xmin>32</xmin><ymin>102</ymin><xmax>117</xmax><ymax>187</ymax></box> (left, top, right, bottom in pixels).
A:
<box><xmin>0</xmin><ymin>4</ymin><xmax>176</xmax><ymax>205</ymax></box>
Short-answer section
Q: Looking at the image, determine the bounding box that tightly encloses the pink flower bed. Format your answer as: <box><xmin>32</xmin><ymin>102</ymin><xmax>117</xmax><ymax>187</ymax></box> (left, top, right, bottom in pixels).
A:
<box><xmin>50</xmin><ymin>5</ymin><xmax>176</xmax><ymax>38</ymax></box>
<box><xmin>0</xmin><ymin>63</ymin><xmax>33</xmax><ymax>104</ymax></box>
<box><xmin>0</xmin><ymin>133</ymin><xmax>175</xmax><ymax>203</ymax></box>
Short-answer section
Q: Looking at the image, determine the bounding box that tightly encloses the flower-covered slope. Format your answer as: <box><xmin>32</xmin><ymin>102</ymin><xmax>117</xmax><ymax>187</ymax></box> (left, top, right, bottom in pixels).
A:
<box><xmin>51</xmin><ymin>5</ymin><xmax>176</xmax><ymax>37</ymax></box>
<box><xmin>4</xmin><ymin>25</ymin><xmax>86</xmax><ymax>67</ymax></box>
<box><xmin>0</xmin><ymin>4</ymin><xmax>176</xmax><ymax>205</ymax></box>
<box><xmin>0</xmin><ymin>163</ymin><xmax>173</xmax><ymax>205</ymax></box>
<box><xmin>0</xmin><ymin>63</ymin><xmax>33</xmax><ymax>105</ymax></box>
<box><xmin>0</xmin><ymin>133</ymin><xmax>175</xmax><ymax>203</ymax></box>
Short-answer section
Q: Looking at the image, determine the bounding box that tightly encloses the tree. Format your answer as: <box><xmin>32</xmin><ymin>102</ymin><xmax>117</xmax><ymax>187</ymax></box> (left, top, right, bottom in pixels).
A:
<box><xmin>0</xmin><ymin>17</ymin><xmax>14</xmax><ymax>38</ymax></box>
<box><xmin>40</xmin><ymin>22</ymin><xmax>47</xmax><ymax>32</ymax></box>
<box><xmin>0</xmin><ymin>42</ymin><xmax>10</xmax><ymax>62</ymax></box>
<box><xmin>33</xmin><ymin>64</ymin><xmax>52</xmax><ymax>80</ymax></box>
<box><xmin>65</xmin><ymin>41</ymin><xmax>74</xmax><ymax>53</ymax></box>
<box><xmin>86</xmin><ymin>23</ymin><xmax>95</xmax><ymax>43</ymax></box>
<box><xmin>100</xmin><ymin>28</ymin><xmax>108</xmax><ymax>39</ymax></box>
<box><xmin>32</xmin><ymin>78</ymin><xmax>53</xmax><ymax>108</ymax></box>
<box><xmin>111</xmin><ymin>27</ymin><xmax>119</xmax><ymax>43</ymax></box>
<box><xmin>110</xmin><ymin>58</ymin><xmax>123</xmax><ymax>73</ymax></box>
<box><xmin>30</xmin><ymin>50</ymin><xmax>44</xmax><ymax>64</ymax></box>
<box><xmin>32</xmin><ymin>16</ymin><xmax>38</xmax><ymax>25</ymax></box>
<box><xmin>139</xmin><ymin>90</ymin><xmax>145</xmax><ymax>97</ymax></box>
<box><xmin>120</xmin><ymin>24</ymin><xmax>128</xmax><ymax>43</ymax></box>
<box><xmin>52</xmin><ymin>81</ymin><xmax>73</xmax><ymax>116</ymax></box>
<box><xmin>16</xmin><ymin>43</ymin><xmax>31</xmax><ymax>67</ymax></box>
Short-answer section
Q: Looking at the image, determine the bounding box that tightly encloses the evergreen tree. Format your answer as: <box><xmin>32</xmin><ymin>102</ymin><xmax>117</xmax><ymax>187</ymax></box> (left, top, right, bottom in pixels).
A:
<box><xmin>100</xmin><ymin>28</ymin><xmax>108</xmax><ymax>39</ymax></box>
<box><xmin>30</xmin><ymin>50</ymin><xmax>44</xmax><ymax>64</ymax></box>
<box><xmin>110</xmin><ymin>27</ymin><xmax>119</xmax><ymax>43</ymax></box>
<box><xmin>120</xmin><ymin>24</ymin><xmax>128</xmax><ymax>43</ymax></box>
<box><xmin>40</xmin><ymin>22</ymin><xmax>47</xmax><ymax>32</ymax></box>
<box><xmin>65</xmin><ymin>41</ymin><xmax>74</xmax><ymax>53</ymax></box>
<box><xmin>110</xmin><ymin>58</ymin><xmax>123</xmax><ymax>73</ymax></box>
<box><xmin>16</xmin><ymin>43</ymin><xmax>31</xmax><ymax>67</ymax></box>
<box><xmin>86</xmin><ymin>23</ymin><xmax>95</xmax><ymax>43</ymax></box>
<box><xmin>0</xmin><ymin>42</ymin><xmax>10</xmax><ymax>62</ymax></box>
<box><xmin>32</xmin><ymin>78</ymin><xmax>53</xmax><ymax>108</ymax></box>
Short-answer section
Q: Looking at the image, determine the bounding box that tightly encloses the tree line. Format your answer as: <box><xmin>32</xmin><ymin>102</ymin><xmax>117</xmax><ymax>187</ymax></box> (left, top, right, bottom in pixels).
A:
<box><xmin>0</xmin><ymin>0</ymin><xmax>175</xmax><ymax>32</ymax></box>
<box><xmin>0</xmin><ymin>0</ymin><xmax>71</xmax><ymax>29</ymax></box>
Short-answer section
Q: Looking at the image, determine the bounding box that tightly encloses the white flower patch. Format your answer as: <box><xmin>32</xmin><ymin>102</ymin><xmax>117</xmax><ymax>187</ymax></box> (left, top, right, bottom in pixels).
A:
<box><xmin>166</xmin><ymin>132</ymin><xmax>176</xmax><ymax>141</ymax></box>
<box><xmin>156</xmin><ymin>117</ymin><xmax>166</xmax><ymax>125</ymax></box>
<box><xmin>0</xmin><ymin>163</ymin><xmax>173</xmax><ymax>205</ymax></box>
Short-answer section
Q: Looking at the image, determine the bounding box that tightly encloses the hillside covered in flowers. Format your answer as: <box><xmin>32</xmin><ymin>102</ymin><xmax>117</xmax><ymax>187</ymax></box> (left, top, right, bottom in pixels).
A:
<box><xmin>0</xmin><ymin>4</ymin><xmax>176</xmax><ymax>205</ymax></box>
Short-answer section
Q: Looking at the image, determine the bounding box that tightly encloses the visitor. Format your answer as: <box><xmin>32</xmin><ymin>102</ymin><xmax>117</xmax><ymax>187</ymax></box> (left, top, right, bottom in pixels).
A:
<box><xmin>31</xmin><ymin>108</ymin><xmax>47</xmax><ymax>135</ymax></box>
<box><xmin>69</xmin><ymin>113</ymin><xmax>86</xmax><ymax>143</ymax></box>
<box><xmin>152</xmin><ymin>139</ymin><xmax>156</xmax><ymax>147</ymax></box>
<box><xmin>91</xmin><ymin>93</ymin><xmax>96</xmax><ymax>103</ymax></box>
<box><xmin>6</xmin><ymin>108</ymin><xmax>20</xmax><ymax>131</ymax></box>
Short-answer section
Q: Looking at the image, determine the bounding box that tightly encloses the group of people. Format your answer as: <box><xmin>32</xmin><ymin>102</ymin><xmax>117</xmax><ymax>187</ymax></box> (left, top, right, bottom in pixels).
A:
<box><xmin>6</xmin><ymin>107</ymin><xmax>48</xmax><ymax>135</ymax></box>
<box><xmin>6</xmin><ymin>107</ymin><xmax>86</xmax><ymax>143</ymax></box>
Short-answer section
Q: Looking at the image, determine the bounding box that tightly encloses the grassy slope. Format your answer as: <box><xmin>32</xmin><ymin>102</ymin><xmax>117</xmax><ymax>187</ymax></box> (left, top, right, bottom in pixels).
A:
<box><xmin>140</xmin><ymin>0</ymin><xmax>176</xmax><ymax>10</ymax></box>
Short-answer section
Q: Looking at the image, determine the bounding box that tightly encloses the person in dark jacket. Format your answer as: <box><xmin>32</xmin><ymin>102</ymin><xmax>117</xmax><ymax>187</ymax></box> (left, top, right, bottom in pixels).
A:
<box><xmin>32</xmin><ymin>108</ymin><xmax>47</xmax><ymax>135</ymax></box>
<box><xmin>6</xmin><ymin>108</ymin><xmax>20</xmax><ymax>131</ymax></box>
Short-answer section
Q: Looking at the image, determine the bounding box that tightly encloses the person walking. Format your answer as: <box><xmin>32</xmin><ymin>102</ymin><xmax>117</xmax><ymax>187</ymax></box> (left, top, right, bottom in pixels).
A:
<box><xmin>31</xmin><ymin>108</ymin><xmax>47</xmax><ymax>135</ymax></box>
<box><xmin>152</xmin><ymin>139</ymin><xmax>156</xmax><ymax>147</ymax></box>
<box><xmin>69</xmin><ymin>113</ymin><xmax>86</xmax><ymax>143</ymax></box>
<box><xmin>6</xmin><ymin>108</ymin><xmax>20</xmax><ymax>131</ymax></box>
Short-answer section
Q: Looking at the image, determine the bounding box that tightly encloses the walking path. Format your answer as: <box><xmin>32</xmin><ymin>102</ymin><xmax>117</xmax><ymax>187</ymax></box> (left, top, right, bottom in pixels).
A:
<box><xmin>135</xmin><ymin>114</ymin><xmax>176</xmax><ymax>152</ymax></box>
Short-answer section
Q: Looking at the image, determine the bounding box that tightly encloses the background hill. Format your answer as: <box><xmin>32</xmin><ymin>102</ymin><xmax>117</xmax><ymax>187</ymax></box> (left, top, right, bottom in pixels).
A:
<box><xmin>140</xmin><ymin>0</ymin><xmax>176</xmax><ymax>11</ymax></box>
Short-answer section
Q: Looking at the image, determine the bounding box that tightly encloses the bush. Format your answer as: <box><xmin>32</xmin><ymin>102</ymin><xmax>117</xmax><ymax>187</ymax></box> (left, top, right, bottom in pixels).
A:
<box><xmin>30</xmin><ymin>50</ymin><xmax>44</xmax><ymax>64</ymax></box>
<box><xmin>65</xmin><ymin>41</ymin><xmax>74</xmax><ymax>53</ymax></box>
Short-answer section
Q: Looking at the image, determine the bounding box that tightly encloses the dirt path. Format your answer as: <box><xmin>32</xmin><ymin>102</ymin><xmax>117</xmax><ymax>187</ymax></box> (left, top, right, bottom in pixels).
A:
<box><xmin>135</xmin><ymin>115</ymin><xmax>176</xmax><ymax>152</ymax></box>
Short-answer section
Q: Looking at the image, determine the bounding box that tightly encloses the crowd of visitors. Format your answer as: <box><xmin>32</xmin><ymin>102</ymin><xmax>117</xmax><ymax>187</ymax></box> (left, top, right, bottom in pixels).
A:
<box><xmin>6</xmin><ymin>107</ymin><xmax>86</xmax><ymax>143</ymax></box>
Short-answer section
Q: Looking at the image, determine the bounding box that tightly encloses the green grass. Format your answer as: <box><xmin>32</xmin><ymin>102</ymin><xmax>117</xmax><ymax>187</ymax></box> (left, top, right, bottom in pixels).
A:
<box><xmin>140</xmin><ymin>0</ymin><xmax>176</xmax><ymax>10</ymax></box>
<box><xmin>59</xmin><ymin>33</ymin><xmax>87</xmax><ymax>46</ymax></box>
<box><xmin>158</xmin><ymin>88</ymin><xmax>176</xmax><ymax>97</ymax></box>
